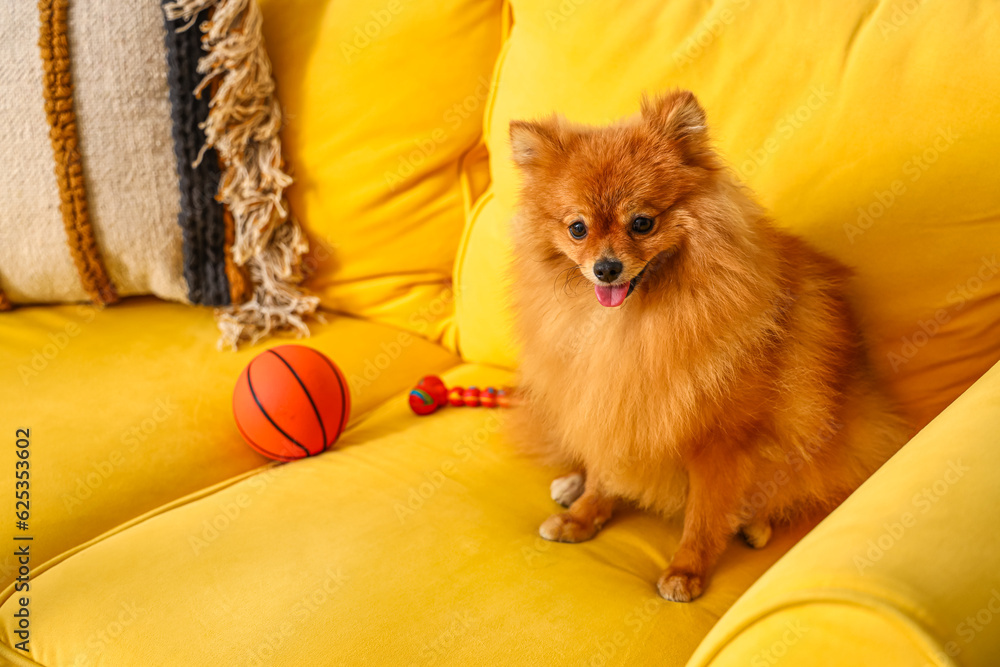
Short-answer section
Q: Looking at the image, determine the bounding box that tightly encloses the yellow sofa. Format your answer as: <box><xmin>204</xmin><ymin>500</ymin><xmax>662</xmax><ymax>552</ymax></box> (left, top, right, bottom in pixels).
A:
<box><xmin>3</xmin><ymin>1</ymin><xmax>1000</xmax><ymax>665</ymax></box>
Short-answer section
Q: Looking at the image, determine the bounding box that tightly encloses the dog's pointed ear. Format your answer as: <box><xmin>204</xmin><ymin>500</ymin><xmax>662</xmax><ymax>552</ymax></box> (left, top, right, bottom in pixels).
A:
<box><xmin>510</xmin><ymin>118</ymin><xmax>563</xmax><ymax>168</ymax></box>
<box><xmin>641</xmin><ymin>90</ymin><xmax>707</xmax><ymax>140</ymax></box>
<box><xmin>641</xmin><ymin>91</ymin><xmax>716</xmax><ymax>168</ymax></box>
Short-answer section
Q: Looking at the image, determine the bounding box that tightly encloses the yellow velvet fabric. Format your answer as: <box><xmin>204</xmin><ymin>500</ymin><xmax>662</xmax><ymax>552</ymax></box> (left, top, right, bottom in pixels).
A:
<box><xmin>453</xmin><ymin>0</ymin><xmax>1000</xmax><ymax>429</ymax></box>
<box><xmin>695</xmin><ymin>604</ymin><xmax>939</xmax><ymax>667</ymax></box>
<box><xmin>0</xmin><ymin>298</ymin><xmax>457</xmax><ymax>589</ymax></box>
<box><xmin>688</xmin><ymin>358</ymin><xmax>1000</xmax><ymax>666</ymax></box>
<box><xmin>2</xmin><ymin>2</ymin><xmax>999</xmax><ymax>665</ymax></box>
<box><xmin>258</xmin><ymin>0</ymin><xmax>503</xmax><ymax>339</ymax></box>
<box><xmin>0</xmin><ymin>363</ymin><xmax>814</xmax><ymax>666</ymax></box>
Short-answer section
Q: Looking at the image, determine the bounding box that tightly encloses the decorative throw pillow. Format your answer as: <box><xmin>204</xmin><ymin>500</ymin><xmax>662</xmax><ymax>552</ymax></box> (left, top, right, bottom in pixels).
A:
<box><xmin>0</xmin><ymin>0</ymin><xmax>316</xmax><ymax>348</ymax></box>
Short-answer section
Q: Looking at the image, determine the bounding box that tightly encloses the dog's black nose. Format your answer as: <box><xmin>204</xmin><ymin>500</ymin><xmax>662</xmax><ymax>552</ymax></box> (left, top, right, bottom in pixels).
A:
<box><xmin>593</xmin><ymin>258</ymin><xmax>623</xmax><ymax>283</ymax></box>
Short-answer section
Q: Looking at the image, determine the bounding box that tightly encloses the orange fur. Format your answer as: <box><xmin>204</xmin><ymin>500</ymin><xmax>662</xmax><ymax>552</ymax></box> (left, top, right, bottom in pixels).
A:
<box><xmin>507</xmin><ymin>90</ymin><xmax>911</xmax><ymax>602</ymax></box>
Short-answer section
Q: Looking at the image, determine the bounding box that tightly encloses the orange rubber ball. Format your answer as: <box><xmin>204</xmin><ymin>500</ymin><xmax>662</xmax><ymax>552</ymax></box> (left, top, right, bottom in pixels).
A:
<box><xmin>233</xmin><ymin>345</ymin><xmax>350</xmax><ymax>461</ymax></box>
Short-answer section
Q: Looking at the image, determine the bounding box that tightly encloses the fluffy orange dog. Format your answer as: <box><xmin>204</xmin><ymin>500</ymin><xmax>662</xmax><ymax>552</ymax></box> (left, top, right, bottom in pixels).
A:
<box><xmin>507</xmin><ymin>90</ymin><xmax>910</xmax><ymax>602</ymax></box>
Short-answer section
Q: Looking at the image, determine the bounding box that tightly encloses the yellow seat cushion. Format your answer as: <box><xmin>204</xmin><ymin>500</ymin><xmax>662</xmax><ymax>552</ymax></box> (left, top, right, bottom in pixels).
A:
<box><xmin>0</xmin><ymin>298</ymin><xmax>458</xmax><ymax>589</ymax></box>
<box><xmin>687</xmin><ymin>358</ymin><xmax>1000</xmax><ymax>666</ymax></box>
<box><xmin>0</xmin><ymin>364</ymin><xmax>815</xmax><ymax>666</ymax></box>
<box><xmin>452</xmin><ymin>0</ymin><xmax>1000</xmax><ymax>428</ymax></box>
<box><xmin>258</xmin><ymin>0</ymin><xmax>504</xmax><ymax>339</ymax></box>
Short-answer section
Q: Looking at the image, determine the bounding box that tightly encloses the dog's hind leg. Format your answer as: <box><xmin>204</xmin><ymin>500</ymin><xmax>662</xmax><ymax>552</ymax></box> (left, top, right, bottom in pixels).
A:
<box><xmin>739</xmin><ymin>517</ymin><xmax>773</xmax><ymax>549</ymax></box>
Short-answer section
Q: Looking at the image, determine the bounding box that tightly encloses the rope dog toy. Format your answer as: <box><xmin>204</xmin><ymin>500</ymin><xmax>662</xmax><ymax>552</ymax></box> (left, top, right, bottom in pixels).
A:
<box><xmin>409</xmin><ymin>375</ymin><xmax>514</xmax><ymax>415</ymax></box>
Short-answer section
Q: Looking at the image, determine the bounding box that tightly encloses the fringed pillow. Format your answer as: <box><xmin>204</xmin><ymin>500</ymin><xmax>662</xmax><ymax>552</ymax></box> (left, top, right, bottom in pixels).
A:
<box><xmin>0</xmin><ymin>0</ymin><xmax>316</xmax><ymax>348</ymax></box>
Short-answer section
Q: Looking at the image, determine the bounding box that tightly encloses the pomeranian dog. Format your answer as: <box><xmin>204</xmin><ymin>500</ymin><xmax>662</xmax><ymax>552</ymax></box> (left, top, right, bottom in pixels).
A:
<box><xmin>507</xmin><ymin>90</ymin><xmax>910</xmax><ymax>602</ymax></box>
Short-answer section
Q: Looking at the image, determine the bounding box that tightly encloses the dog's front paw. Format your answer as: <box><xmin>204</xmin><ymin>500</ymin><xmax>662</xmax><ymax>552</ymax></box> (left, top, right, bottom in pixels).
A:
<box><xmin>550</xmin><ymin>472</ymin><xmax>585</xmax><ymax>507</ymax></box>
<box><xmin>656</xmin><ymin>568</ymin><xmax>704</xmax><ymax>602</ymax></box>
<box><xmin>539</xmin><ymin>512</ymin><xmax>600</xmax><ymax>543</ymax></box>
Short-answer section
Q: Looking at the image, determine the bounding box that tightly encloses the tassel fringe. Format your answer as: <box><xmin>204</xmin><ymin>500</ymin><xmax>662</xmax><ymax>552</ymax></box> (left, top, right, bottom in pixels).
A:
<box><xmin>164</xmin><ymin>0</ymin><xmax>318</xmax><ymax>349</ymax></box>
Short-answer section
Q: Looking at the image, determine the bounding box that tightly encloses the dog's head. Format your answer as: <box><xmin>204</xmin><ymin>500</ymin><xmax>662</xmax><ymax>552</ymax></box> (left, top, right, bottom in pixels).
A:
<box><xmin>510</xmin><ymin>90</ymin><xmax>719</xmax><ymax>307</ymax></box>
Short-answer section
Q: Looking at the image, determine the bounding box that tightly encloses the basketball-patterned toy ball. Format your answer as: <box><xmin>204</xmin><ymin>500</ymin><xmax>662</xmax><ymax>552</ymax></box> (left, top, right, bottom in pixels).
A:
<box><xmin>233</xmin><ymin>345</ymin><xmax>350</xmax><ymax>461</ymax></box>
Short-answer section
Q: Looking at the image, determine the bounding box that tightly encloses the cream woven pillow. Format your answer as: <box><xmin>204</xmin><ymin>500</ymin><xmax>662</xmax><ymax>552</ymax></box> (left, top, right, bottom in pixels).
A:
<box><xmin>0</xmin><ymin>0</ymin><xmax>316</xmax><ymax>348</ymax></box>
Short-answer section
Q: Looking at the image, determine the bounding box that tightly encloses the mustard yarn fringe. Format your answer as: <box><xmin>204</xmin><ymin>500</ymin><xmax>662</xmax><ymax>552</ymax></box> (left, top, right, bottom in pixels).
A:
<box><xmin>39</xmin><ymin>0</ymin><xmax>119</xmax><ymax>306</ymax></box>
<box><xmin>164</xmin><ymin>0</ymin><xmax>318</xmax><ymax>349</ymax></box>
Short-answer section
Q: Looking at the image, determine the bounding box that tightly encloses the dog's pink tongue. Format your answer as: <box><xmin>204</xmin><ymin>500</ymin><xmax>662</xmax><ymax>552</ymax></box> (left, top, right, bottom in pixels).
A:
<box><xmin>595</xmin><ymin>283</ymin><xmax>629</xmax><ymax>307</ymax></box>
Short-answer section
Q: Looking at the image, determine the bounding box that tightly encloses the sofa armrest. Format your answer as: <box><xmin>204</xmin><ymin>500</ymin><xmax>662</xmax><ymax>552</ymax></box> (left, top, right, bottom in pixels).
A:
<box><xmin>688</xmin><ymin>358</ymin><xmax>1000</xmax><ymax>667</ymax></box>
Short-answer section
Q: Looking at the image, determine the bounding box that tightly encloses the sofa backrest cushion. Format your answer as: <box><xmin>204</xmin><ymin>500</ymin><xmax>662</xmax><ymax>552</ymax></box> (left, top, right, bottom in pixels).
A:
<box><xmin>258</xmin><ymin>0</ymin><xmax>505</xmax><ymax>340</ymax></box>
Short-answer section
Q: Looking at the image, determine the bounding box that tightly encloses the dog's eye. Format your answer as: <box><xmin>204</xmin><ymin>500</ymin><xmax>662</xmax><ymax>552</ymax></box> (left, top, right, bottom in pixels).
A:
<box><xmin>568</xmin><ymin>221</ymin><xmax>588</xmax><ymax>239</ymax></box>
<box><xmin>632</xmin><ymin>216</ymin><xmax>654</xmax><ymax>234</ymax></box>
